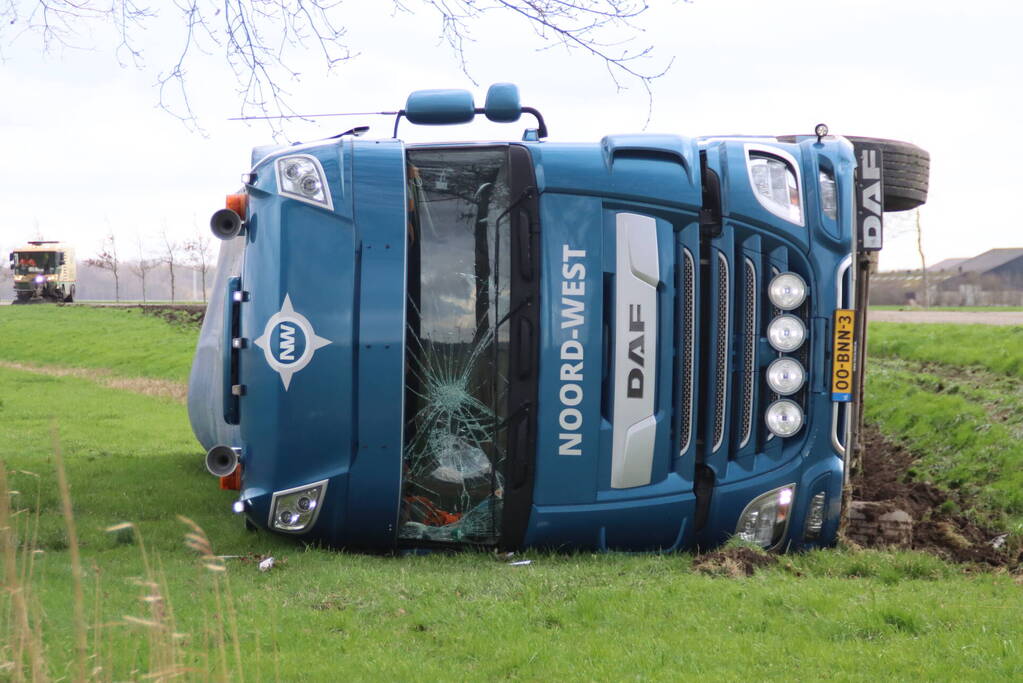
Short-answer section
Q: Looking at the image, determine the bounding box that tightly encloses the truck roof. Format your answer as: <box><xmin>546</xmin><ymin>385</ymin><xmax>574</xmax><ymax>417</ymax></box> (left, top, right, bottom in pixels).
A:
<box><xmin>15</xmin><ymin>242</ymin><xmax>71</xmax><ymax>251</ymax></box>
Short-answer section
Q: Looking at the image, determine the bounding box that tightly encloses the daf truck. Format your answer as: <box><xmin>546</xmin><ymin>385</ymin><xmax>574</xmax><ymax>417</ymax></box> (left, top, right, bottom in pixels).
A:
<box><xmin>188</xmin><ymin>83</ymin><xmax>929</xmax><ymax>552</ymax></box>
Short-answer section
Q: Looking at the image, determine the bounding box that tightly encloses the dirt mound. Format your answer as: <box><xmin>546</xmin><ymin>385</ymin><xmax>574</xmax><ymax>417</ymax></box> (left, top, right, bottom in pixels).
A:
<box><xmin>852</xmin><ymin>426</ymin><xmax>1020</xmax><ymax>568</ymax></box>
<box><xmin>693</xmin><ymin>546</ymin><xmax>778</xmax><ymax>578</ymax></box>
<box><xmin>140</xmin><ymin>305</ymin><xmax>206</xmax><ymax>326</ymax></box>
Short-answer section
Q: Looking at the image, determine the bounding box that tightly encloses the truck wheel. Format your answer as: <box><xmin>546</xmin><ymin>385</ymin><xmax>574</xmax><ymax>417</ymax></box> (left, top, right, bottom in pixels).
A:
<box><xmin>845</xmin><ymin>136</ymin><xmax>929</xmax><ymax>212</ymax></box>
<box><xmin>65</xmin><ymin>285</ymin><xmax>75</xmax><ymax>303</ymax></box>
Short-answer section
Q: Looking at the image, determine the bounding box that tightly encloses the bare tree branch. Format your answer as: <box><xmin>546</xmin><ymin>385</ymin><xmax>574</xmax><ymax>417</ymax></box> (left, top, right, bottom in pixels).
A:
<box><xmin>2</xmin><ymin>0</ymin><xmax>671</xmax><ymax>135</ymax></box>
<box><xmin>86</xmin><ymin>230</ymin><xmax>120</xmax><ymax>302</ymax></box>
<box><xmin>127</xmin><ymin>233</ymin><xmax>155</xmax><ymax>304</ymax></box>
<box><xmin>159</xmin><ymin>224</ymin><xmax>180</xmax><ymax>303</ymax></box>
<box><xmin>183</xmin><ymin>225</ymin><xmax>213</xmax><ymax>303</ymax></box>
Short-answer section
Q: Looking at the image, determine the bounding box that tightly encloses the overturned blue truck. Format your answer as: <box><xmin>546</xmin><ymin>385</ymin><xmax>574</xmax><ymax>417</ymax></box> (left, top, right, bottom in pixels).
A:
<box><xmin>189</xmin><ymin>83</ymin><xmax>929</xmax><ymax>552</ymax></box>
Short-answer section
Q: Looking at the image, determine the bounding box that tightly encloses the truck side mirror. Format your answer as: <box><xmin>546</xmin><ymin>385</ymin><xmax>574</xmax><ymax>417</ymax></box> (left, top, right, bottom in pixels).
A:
<box><xmin>483</xmin><ymin>83</ymin><xmax>521</xmax><ymax>123</ymax></box>
<box><xmin>404</xmin><ymin>89</ymin><xmax>476</xmax><ymax>125</ymax></box>
<box><xmin>394</xmin><ymin>83</ymin><xmax>547</xmax><ymax>139</ymax></box>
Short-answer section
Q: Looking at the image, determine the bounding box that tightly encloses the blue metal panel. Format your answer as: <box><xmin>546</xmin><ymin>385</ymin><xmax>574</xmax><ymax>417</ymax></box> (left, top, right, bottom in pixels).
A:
<box><xmin>533</xmin><ymin>192</ymin><xmax>605</xmax><ymax>506</ymax></box>
<box><xmin>529</xmin><ymin>138</ymin><xmax>702</xmax><ymax>210</ymax></box>
<box><xmin>238</xmin><ymin>193</ymin><xmax>359</xmax><ymax>539</ymax></box>
<box><xmin>345</xmin><ymin>140</ymin><xmax>407</xmax><ymax>548</ymax></box>
<box><xmin>188</xmin><ymin>236</ymin><xmax>243</xmax><ymax>451</ymax></box>
<box><xmin>525</xmin><ymin>137</ymin><xmax>704</xmax><ymax>550</ymax></box>
<box><xmin>234</xmin><ymin>140</ymin><xmax>406</xmax><ymax>548</ymax></box>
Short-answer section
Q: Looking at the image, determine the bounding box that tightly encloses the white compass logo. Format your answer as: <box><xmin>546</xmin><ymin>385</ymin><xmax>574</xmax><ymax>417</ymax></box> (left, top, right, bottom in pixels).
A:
<box><xmin>253</xmin><ymin>295</ymin><xmax>332</xmax><ymax>390</ymax></box>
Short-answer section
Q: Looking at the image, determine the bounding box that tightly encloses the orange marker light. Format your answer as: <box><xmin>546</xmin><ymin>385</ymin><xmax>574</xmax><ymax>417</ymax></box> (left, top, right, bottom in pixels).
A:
<box><xmin>219</xmin><ymin>464</ymin><xmax>242</xmax><ymax>491</ymax></box>
<box><xmin>226</xmin><ymin>193</ymin><xmax>248</xmax><ymax>218</ymax></box>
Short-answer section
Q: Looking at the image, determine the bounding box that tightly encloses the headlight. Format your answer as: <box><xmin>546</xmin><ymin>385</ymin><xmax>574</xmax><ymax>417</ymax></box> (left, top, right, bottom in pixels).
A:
<box><xmin>765</xmin><ymin>399</ymin><xmax>803</xmax><ymax>437</ymax></box>
<box><xmin>736</xmin><ymin>484</ymin><xmax>796</xmax><ymax>548</ymax></box>
<box><xmin>34</xmin><ymin>275</ymin><xmax>45</xmax><ymax>284</ymax></box>
<box><xmin>767</xmin><ymin>272</ymin><xmax>807</xmax><ymax>310</ymax></box>
<box><xmin>819</xmin><ymin>168</ymin><xmax>837</xmax><ymax>220</ymax></box>
<box><xmin>748</xmin><ymin>152</ymin><xmax>803</xmax><ymax>224</ymax></box>
<box><xmin>269</xmin><ymin>480</ymin><xmax>328</xmax><ymax>533</ymax></box>
<box><xmin>275</xmin><ymin>154</ymin><xmax>333</xmax><ymax>210</ymax></box>
<box><xmin>767</xmin><ymin>314</ymin><xmax>806</xmax><ymax>352</ymax></box>
<box><xmin>766</xmin><ymin>358</ymin><xmax>805</xmax><ymax>395</ymax></box>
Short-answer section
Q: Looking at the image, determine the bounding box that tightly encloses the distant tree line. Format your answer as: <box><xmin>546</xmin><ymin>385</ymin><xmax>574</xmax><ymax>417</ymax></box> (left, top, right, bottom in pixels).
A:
<box><xmin>82</xmin><ymin>228</ymin><xmax>215</xmax><ymax>303</ymax></box>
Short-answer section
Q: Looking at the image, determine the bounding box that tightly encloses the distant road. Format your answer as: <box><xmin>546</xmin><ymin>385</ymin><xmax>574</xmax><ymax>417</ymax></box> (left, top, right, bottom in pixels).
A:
<box><xmin>2</xmin><ymin>301</ymin><xmax>206</xmax><ymax>313</ymax></box>
<box><xmin>870</xmin><ymin>310</ymin><xmax>1023</xmax><ymax>326</ymax></box>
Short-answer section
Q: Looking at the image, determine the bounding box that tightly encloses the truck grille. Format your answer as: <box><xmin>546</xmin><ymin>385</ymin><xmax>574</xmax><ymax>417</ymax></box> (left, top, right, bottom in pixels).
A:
<box><xmin>738</xmin><ymin>258</ymin><xmax>756</xmax><ymax>449</ymax></box>
<box><xmin>675</xmin><ymin>235</ymin><xmax>806</xmax><ymax>466</ymax></box>
<box><xmin>678</xmin><ymin>248</ymin><xmax>696</xmax><ymax>454</ymax></box>
<box><xmin>711</xmin><ymin>252</ymin><xmax>729</xmax><ymax>453</ymax></box>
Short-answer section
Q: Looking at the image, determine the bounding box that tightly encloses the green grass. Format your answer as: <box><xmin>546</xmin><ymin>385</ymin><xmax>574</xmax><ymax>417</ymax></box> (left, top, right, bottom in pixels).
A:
<box><xmin>2</xmin><ymin>317</ymin><xmax>1023</xmax><ymax>678</ymax></box>
<box><xmin>865</xmin><ymin>357</ymin><xmax>1023</xmax><ymax>524</ymax></box>
<box><xmin>0</xmin><ymin>306</ymin><xmax>197</xmax><ymax>382</ymax></box>
<box><xmin>866</xmin><ymin>321</ymin><xmax>1023</xmax><ymax>526</ymax></box>
<box><xmin>2</xmin><ymin>371</ymin><xmax>1021</xmax><ymax>680</ymax></box>
<box><xmin>870</xmin><ymin>306</ymin><xmax>1023</xmax><ymax>312</ymax></box>
<box><xmin>869</xmin><ymin>322</ymin><xmax>1023</xmax><ymax>378</ymax></box>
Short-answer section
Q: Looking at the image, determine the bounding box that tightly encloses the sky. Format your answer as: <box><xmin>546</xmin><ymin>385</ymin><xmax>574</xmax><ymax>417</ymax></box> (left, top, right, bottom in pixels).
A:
<box><xmin>1</xmin><ymin>0</ymin><xmax>1021</xmax><ymax>271</ymax></box>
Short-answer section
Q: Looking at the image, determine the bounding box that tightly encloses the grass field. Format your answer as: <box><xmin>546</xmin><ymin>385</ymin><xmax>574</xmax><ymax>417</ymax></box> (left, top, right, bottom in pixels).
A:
<box><xmin>869</xmin><ymin>323</ymin><xmax>1023</xmax><ymax>378</ymax></box>
<box><xmin>2</xmin><ymin>307</ymin><xmax>1023</xmax><ymax>680</ymax></box>
<box><xmin>0</xmin><ymin>306</ymin><xmax>196</xmax><ymax>381</ymax></box>
<box><xmin>871</xmin><ymin>306</ymin><xmax>1023</xmax><ymax>312</ymax></box>
<box><xmin>866</xmin><ymin>322</ymin><xmax>1023</xmax><ymax>529</ymax></box>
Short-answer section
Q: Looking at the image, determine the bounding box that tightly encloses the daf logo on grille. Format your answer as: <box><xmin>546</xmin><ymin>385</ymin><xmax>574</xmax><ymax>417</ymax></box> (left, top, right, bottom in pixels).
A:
<box><xmin>254</xmin><ymin>294</ymin><xmax>331</xmax><ymax>390</ymax></box>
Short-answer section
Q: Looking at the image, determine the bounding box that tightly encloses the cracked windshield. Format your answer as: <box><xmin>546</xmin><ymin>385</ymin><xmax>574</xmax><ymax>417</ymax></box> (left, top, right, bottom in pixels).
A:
<box><xmin>400</xmin><ymin>147</ymin><xmax>512</xmax><ymax>544</ymax></box>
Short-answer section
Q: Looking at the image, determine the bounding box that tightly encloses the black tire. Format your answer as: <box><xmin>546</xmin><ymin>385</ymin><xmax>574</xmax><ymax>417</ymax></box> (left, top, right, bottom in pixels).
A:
<box><xmin>845</xmin><ymin>136</ymin><xmax>929</xmax><ymax>212</ymax></box>
<box><xmin>64</xmin><ymin>285</ymin><xmax>75</xmax><ymax>303</ymax></box>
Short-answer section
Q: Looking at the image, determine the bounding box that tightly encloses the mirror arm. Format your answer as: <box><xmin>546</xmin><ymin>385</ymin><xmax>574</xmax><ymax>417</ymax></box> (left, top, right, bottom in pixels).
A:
<box><xmin>392</xmin><ymin>110</ymin><xmax>407</xmax><ymax>138</ymax></box>
<box><xmin>521</xmin><ymin>107</ymin><xmax>548</xmax><ymax>139</ymax></box>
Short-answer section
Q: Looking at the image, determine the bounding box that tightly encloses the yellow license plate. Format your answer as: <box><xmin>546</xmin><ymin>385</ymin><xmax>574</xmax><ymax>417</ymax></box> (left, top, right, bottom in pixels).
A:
<box><xmin>831</xmin><ymin>309</ymin><xmax>856</xmax><ymax>402</ymax></box>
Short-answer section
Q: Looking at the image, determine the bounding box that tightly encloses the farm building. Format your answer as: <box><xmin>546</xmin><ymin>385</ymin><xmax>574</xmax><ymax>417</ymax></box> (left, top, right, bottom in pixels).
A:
<box><xmin>870</xmin><ymin>248</ymin><xmax>1023</xmax><ymax>306</ymax></box>
<box><xmin>936</xmin><ymin>248</ymin><xmax>1023</xmax><ymax>304</ymax></box>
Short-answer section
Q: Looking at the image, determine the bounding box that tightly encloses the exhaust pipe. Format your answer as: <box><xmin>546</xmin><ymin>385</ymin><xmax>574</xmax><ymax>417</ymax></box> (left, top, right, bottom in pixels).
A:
<box><xmin>206</xmin><ymin>445</ymin><xmax>240</xmax><ymax>477</ymax></box>
<box><xmin>210</xmin><ymin>208</ymin><xmax>244</xmax><ymax>240</ymax></box>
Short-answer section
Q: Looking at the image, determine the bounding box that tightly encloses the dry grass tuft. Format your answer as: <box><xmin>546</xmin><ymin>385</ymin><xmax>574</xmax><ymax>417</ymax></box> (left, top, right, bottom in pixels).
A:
<box><xmin>0</xmin><ymin>361</ymin><xmax>187</xmax><ymax>403</ymax></box>
<box><xmin>3</xmin><ymin>440</ymin><xmax>254</xmax><ymax>680</ymax></box>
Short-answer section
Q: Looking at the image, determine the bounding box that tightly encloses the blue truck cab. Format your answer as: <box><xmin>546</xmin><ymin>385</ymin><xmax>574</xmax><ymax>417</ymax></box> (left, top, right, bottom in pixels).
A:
<box><xmin>189</xmin><ymin>83</ymin><xmax>929</xmax><ymax>552</ymax></box>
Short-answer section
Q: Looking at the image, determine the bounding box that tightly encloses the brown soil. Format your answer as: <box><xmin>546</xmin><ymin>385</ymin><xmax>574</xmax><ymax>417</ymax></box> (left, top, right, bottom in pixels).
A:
<box><xmin>140</xmin><ymin>305</ymin><xmax>206</xmax><ymax>327</ymax></box>
<box><xmin>693</xmin><ymin>546</ymin><xmax>778</xmax><ymax>578</ymax></box>
<box><xmin>852</xmin><ymin>426</ymin><xmax>1020</xmax><ymax>568</ymax></box>
<box><xmin>60</xmin><ymin>302</ymin><xmax>206</xmax><ymax>326</ymax></box>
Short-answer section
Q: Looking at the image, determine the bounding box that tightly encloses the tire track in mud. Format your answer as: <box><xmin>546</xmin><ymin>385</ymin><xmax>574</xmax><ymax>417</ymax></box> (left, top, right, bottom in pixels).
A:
<box><xmin>858</xmin><ymin>357</ymin><xmax>1023</xmax><ymax>566</ymax></box>
<box><xmin>0</xmin><ymin>361</ymin><xmax>187</xmax><ymax>404</ymax></box>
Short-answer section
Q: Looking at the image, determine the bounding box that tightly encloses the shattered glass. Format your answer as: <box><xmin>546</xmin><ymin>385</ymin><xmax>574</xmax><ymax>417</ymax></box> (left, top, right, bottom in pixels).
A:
<box><xmin>400</xmin><ymin>148</ymin><xmax>512</xmax><ymax>545</ymax></box>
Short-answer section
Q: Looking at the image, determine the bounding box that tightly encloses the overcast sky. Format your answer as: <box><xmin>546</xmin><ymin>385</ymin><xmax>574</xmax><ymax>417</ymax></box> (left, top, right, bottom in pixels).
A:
<box><xmin>1</xmin><ymin>0</ymin><xmax>1020</xmax><ymax>271</ymax></box>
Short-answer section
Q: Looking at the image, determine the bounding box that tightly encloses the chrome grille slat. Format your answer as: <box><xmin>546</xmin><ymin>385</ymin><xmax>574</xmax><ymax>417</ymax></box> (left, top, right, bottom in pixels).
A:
<box><xmin>679</xmin><ymin>248</ymin><xmax>695</xmax><ymax>454</ymax></box>
<box><xmin>739</xmin><ymin>257</ymin><xmax>756</xmax><ymax>449</ymax></box>
<box><xmin>712</xmin><ymin>252</ymin><xmax>728</xmax><ymax>452</ymax></box>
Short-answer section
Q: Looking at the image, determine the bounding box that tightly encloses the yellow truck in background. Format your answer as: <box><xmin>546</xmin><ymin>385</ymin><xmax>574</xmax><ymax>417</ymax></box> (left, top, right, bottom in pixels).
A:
<box><xmin>9</xmin><ymin>241</ymin><xmax>76</xmax><ymax>303</ymax></box>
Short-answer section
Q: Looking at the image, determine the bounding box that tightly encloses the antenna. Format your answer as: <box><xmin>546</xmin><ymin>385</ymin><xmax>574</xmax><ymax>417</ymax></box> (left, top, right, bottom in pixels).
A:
<box><xmin>228</xmin><ymin>111</ymin><xmax>399</xmax><ymax>121</ymax></box>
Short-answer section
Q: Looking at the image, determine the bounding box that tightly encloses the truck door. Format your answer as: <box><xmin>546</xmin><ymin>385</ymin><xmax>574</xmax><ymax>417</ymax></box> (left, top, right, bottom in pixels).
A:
<box><xmin>524</xmin><ymin>136</ymin><xmax>704</xmax><ymax>550</ymax></box>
